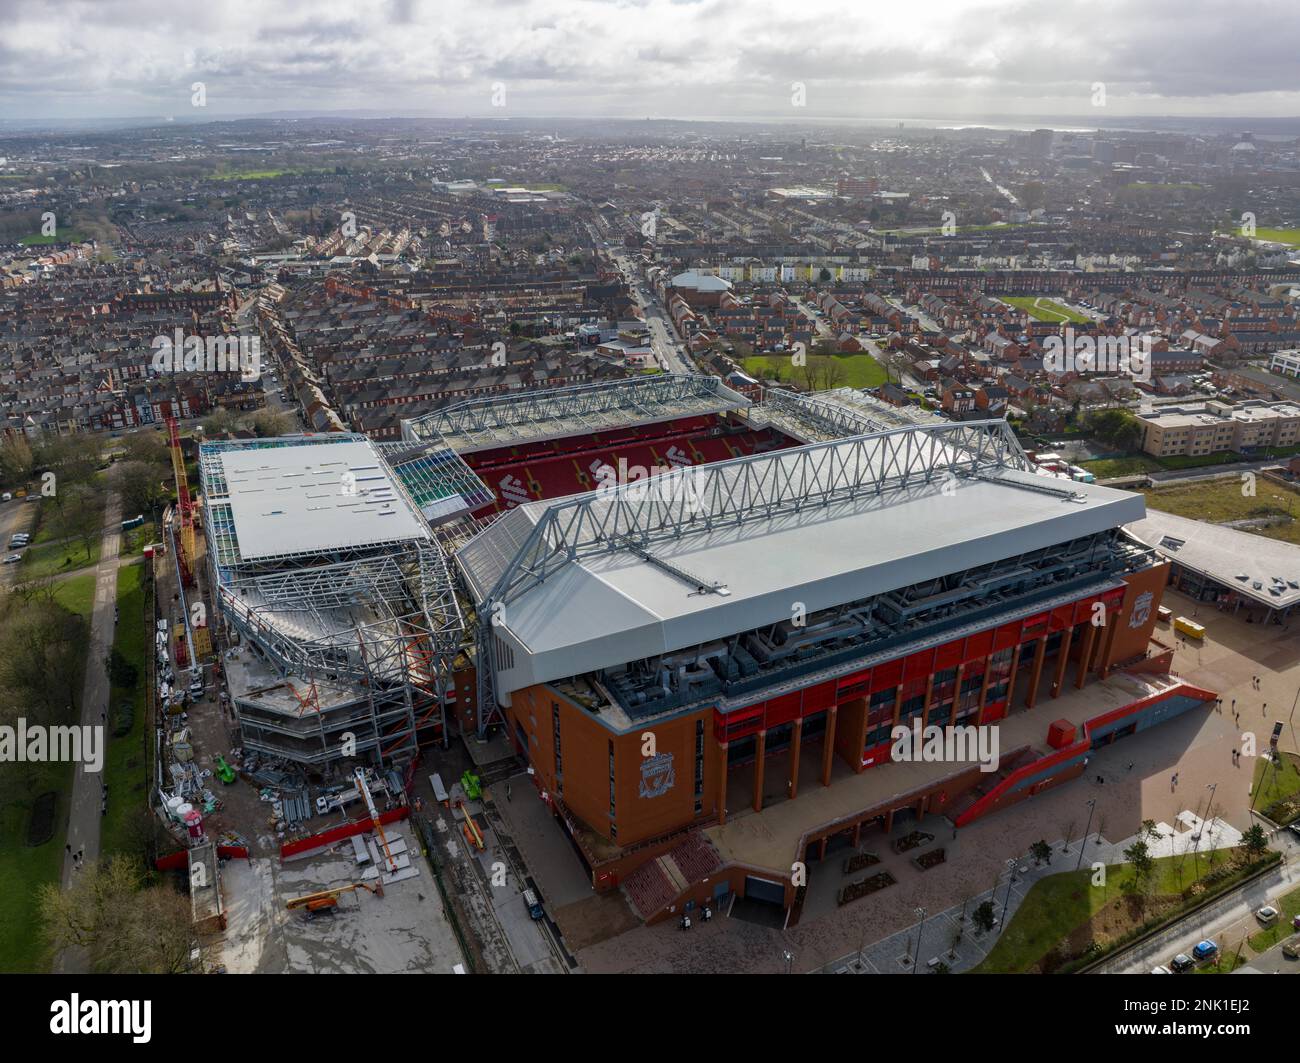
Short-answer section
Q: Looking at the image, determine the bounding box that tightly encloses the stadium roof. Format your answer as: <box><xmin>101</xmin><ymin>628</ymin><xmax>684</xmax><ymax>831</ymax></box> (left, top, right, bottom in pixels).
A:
<box><xmin>1125</xmin><ymin>509</ymin><xmax>1300</xmax><ymax>610</ymax></box>
<box><xmin>198</xmin><ymin>435</ymin><xmax>465</xmax><ymax>691</ymax></box>
<box><xmin>457</xmin><ymin>419</ymin><xmax>1147</xmax><ymax>698</ymax></box>
<box><xmin>400</xmin><ymin>373</ymin><xmax>750</xmax><ymax>453</ymax></box>
<box><xmin>214</xmin><ymin>438</ymin><xmax>430</xmax><ymax>563</ymax></box>
<box><xmin>748</xmin><ymin>387</ymin><xmax>946</xmax><ymax>444</ymax></box>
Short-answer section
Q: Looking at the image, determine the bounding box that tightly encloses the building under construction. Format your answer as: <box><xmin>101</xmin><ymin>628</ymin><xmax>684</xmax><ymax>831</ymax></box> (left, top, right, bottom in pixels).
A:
<box><xmin>198</xmin><ymin>433</ymin><xmax>480</xmax><ymax>767</ymax></box>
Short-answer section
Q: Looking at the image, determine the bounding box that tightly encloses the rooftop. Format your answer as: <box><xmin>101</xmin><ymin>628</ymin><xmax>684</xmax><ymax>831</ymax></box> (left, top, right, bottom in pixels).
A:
<box><xmin>1125</xmin><ymin>509</ymin><xmax>1300</xmax><ymax>610</ymax></box>
<box><xmin>458</xmin><ymin>420</ymin><xmax>1147</xmax><ymax>698</ymax></box>
<box><xmin>401</xmin><ymin>373</ymin><xmax>750</xmax><ymax>454</ymax></box>
<box><xmin>208</xmin><ymin>437</ymin><xmax>430</xmax><ymax>564</ymax></box>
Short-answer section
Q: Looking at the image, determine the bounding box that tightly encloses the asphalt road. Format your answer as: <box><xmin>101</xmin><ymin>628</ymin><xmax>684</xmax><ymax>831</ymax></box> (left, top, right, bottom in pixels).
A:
<box><xmin>614</xmin><ymin>252</ymin><xmax>694</xmax><ymax>375</ymax></box>
<box><xmin>1094</xmin><ymin>827</ymin><xmax>1300</xmax><ymax>974</ymax></box>
<box><xmin>0</xmin><ymin>496</ymin><xmax>38</xmax><ymax>586</ymax></box>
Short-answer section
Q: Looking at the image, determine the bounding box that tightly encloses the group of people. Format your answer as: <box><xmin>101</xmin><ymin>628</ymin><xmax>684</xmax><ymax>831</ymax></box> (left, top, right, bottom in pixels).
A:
<box><xmin>679</xmin><ymin>905</ymin><xmax>713</xmax><ymax>930</ymax></box>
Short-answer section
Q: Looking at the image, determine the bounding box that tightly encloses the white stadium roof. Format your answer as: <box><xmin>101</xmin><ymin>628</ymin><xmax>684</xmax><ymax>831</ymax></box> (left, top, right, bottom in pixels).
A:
<box><xmin>456</xmin><ymin>420</ymin><xmax>1147</xmax><ymax>699</ymax></box>
<box><xmin>217</xmin><ymin>439</ymin><xmax>429</xmax><ymax>562</ymax></box>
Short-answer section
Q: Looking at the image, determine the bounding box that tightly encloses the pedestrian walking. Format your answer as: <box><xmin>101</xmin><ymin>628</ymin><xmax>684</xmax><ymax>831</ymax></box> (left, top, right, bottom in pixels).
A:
<box><xmin>505</xmin><ymin>783</ymin><xmax>512</xmax><ymax>802</ymax></box>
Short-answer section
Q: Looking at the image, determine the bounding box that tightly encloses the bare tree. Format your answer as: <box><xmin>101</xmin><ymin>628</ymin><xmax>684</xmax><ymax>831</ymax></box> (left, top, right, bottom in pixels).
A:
<box><xmin>39</xmin><ymin>854</ymin><xmax>193</xmax><ymax>974</ymax></box>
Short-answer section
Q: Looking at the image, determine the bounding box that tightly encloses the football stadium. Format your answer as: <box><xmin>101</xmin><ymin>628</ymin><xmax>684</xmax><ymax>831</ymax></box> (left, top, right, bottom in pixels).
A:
<box><xmin>201</xmin><ymin>375</ymin><xmax>1215</xmax><ymax>923</ymax></box>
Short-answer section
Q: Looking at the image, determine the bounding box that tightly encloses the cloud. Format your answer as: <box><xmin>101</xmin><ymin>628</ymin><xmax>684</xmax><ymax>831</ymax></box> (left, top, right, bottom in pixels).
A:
<box><xmin>1</xmin><ymin>0</ymin><xmax>1298</xmax><ymax>119</ymax></box>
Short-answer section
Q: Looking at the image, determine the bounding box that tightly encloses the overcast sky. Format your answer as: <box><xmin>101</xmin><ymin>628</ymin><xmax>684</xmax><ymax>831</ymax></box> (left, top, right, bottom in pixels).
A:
<box><xmin>3</xmin><ymin>0</ymin><xmax>1299</xmax><ymax>122</ymax></box>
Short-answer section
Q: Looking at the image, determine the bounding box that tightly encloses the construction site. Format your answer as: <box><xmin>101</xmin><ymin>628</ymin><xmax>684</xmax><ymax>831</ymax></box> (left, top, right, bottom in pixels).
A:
<box><xmin>142</xmin><ymin>372</ymin><xmax>1220</xmax><ymax>972</ymax></box>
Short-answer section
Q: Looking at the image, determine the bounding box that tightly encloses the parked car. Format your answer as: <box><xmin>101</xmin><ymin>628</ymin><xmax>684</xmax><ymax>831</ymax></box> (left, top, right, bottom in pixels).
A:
<box><xmin>1282</xmin><ymin>937</ymin><xmax>1300</xmax><ymax>960</ymax></box>
<box><xmin>1257</xmin><ymin>905</ymin><xmax>1280</xmax><ymax>926</ymax></box>
<box><xmin>3</xmin><ymin>553</ymin><xmax>21</xmax><ymax>564</ymax></box>
<box><xmin>1191</xmin><ymin>940</ymin><xmax>1218</xmax><ymax>963</ymax></box>
<box><xmin>1170</xmin><ymin>953</ymin><xmax>1195</xmax><ymax>972</ymax></box>
<box><xmin>522</xmin><ymin>888</ymin><xmax>544</xmax><ymax>921</ymax></box>
<box><xmin>1150</xmin><ymin>964</ymin><xmax>1172</xmax><ymax>974</ymax></box>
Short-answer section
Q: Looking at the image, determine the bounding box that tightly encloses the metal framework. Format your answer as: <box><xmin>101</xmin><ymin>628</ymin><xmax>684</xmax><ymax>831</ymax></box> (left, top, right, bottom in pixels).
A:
<box><xmin>199</xmin><ymin>435</ymin><xmax>467</xmax><ymax>765</ymax></box>
<box><xmin>401</xmin><ymin>373</ymin><xmax>750</xmax><ymax>452</ymax></box>
<box><xmin>466</xmin><ymin>418</ymin><xmax>1034</xmax><ymax>736</ymax></box>
<box><xmin>747</xmin><ymin>386</ymin><xmax>945</xmax><ymax>444</ymax></box>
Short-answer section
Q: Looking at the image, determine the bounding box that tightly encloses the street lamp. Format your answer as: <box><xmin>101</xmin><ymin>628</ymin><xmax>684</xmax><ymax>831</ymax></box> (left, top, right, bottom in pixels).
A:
<box><xmin>913</xmin><ymin>906</ymin><xmax>928</xmax><ymax>974</ymax></box>
<box><xmin>1191</xmin><ymin>782</ymin><xmax>1217</xmax><ymax>877</ymax></box>
<box><xmin>999</xmin><ymin>857</ymin><xmax>1017</xmax><ymax>934</ymax></box>
<box><xmin>1077</xmin><ymin>797</ymin><xmax>1097</xmax><ymax>870</ymax></box>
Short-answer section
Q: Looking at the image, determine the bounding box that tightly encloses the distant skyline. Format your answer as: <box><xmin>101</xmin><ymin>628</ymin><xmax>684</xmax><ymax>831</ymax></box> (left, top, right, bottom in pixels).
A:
<box><xmin>4</xmin><ymin>0</ymin><xmax>1300</xmax><ymax>124</ymax></box>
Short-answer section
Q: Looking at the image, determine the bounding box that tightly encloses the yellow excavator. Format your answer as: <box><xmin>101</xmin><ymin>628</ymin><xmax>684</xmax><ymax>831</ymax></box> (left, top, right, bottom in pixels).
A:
<box><xmin>286</xmin><ymin>881</ymin><xmax>383</xmax><ymax>919</ymax></box>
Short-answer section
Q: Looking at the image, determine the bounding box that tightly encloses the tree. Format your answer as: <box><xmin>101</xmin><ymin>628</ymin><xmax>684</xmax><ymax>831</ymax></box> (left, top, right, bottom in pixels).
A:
<box><xmin>1086</xmin><ymin>408</ymin><xmax>1143</xmax><ymax>451</ymax></box>
<box><xmin>972</xmin><ymin>900</ymin><xmax>997</xmax><ymax>934</ymax></box>
<box><xmin>1122</xmin><ymin>839</ymin><xmax>1156</xmax><ymax>917</ymax></box>
<box><xmin>201</xmin><ymin>408</ymin><xmax>240</xmax><ymax>438</ymax></box>
<box><xmin>1241</xmin><ymin>823</ymin><xmax>1269</xmax><ymax>860</ymax></box>
<box><xmin>114</xmin><ymin>460</ymin><xmax>169</xmax><ymax>519</ymax></box>
<box><xmin>0</xmin><ymin>434</ymin><xmax>35</xmax><ymax>487</ymax></box>
<box><xmin>120</xmin><ymin>432</ymin><xmax>170</xmax><ymax>466</ymax></box>
<box><xmin>1030</xmin><ymin>840</ymin><xmax>1052</xmax><ymax>866</ymax></box>
<box><xmin>38</xmin><ymin>854</ymin><xmax>193</xmax><ymax>973</ymax></box>
<box><xmin>246</xmin><ymin>408</ymin><xmax>293</xmax><ymax>438</ymax></box>
<box><xmin>48</xmin><ymin>481</ymin><xmax>103</xmax><ymax>563</ymax></box>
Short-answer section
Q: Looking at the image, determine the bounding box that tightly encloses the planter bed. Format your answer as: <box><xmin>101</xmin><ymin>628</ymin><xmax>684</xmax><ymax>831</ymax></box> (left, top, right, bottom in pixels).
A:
<box><xmin>837</xmin><ymin>871</ymin><xmax>897</xmax><ymax>906</ymax></box>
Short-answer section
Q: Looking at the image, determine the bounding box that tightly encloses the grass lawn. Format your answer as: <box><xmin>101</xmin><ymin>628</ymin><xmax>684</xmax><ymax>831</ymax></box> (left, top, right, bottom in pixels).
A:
<box><xmin>1252</xmin><ymin>227</ymin><xmax>1300</xmax><ymax>248</ymax></box>
<box><xmin>101</xmin><ymin>561</ymin><xmax>150</xmax><ymax>859</ymax></box>
<box><xmin>18</xmin><ymin>535</ymin><xmax>101</xmax><ymax>580</ymax></box>
<box><xmin>120</xmin><ymin>521</ymin><xmax>157</xmax><ymax>557</ymax></box>
<box><xmin>1141</xmin><ymin>479</ymin><xmax>1300</xmax><ymax>546</ymax></box>
<box><xmin>973</xmin><ymin>848</ymin><xmax>1270</xmax><ymax>973</ymax></box>
<box><xmin>1154</xmin><ymin>450</ymin><xmax>1244</xmax><ymax>470</ymax></box>
<box><xmin>1252</xmin><ymin>751</ymin><xmax>1300</xmax><ymax>824</ymax></box>
<box><xmin>742</xmin><ymin>352</ymin><xmax>887</xmax><ymax>388</ymax></box>
<box><xmin>0</xmin><ymin>583</ymin><xmax>93</xmax><ymax>971</ymax></box>
<box><xmin>52</xmin><ymin>572</ymin><xmax>98</xmax><ymax>618</ymax></box>
<box><xmin>1001</xmin><ymin>296</ymin><xmax>1091</xmax><ymax>325</ymax></box>
<box><xmin>0</xmin><ymin>759</ymin><xmax>74</xmax><ymax>972</ymax></box>
<box><xmin>20</xmin><ymin>230</ymin><xmax>88</xmax><ymax>246</ymax></box>
<box><xmin>211</xmin><ymin>167</ymin><xmax>327</xmax><ymax>182</ymax></box>
<box><xmin>1080</xmin><ymin>455</ymin><xmax>1161</xmax><ymax>479</ymax></box>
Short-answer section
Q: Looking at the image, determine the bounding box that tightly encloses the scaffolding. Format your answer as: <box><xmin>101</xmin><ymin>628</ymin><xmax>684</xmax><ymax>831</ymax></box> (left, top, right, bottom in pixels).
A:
<box><xmin>200</xmin><ymin>435</ymin><xmax>467</xmax><ymax>766</ymax></box>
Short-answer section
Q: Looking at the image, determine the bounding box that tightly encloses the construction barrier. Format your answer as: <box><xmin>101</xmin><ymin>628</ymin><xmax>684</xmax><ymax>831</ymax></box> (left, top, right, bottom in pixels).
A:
<box><xmin>280</xmin><ymin>807</ymin><xmax>410</xmax><ymax>863</ymax></box>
